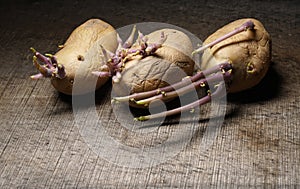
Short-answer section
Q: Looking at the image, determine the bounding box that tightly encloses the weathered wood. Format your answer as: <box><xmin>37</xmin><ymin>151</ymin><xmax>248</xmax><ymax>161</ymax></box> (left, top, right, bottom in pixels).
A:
<box><xmin>0</xmin><ymin>0</ymin><xmax>299</xmax><ymax>188</ymax></box>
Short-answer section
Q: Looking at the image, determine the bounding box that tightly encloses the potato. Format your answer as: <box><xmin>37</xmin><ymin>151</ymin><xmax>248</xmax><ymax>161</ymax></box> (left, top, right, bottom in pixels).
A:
<box><xmin>112</xmin><ymin>28</ymin><xmax>195</xmax><ymax>106</ymax></box>
<box><xmin>201</xmin><ymin>18</ymin><xmax>272</xmax><ymax>93</ymax></box>
<box><xmin>31</xmin><ymin>19</ymin><xmax>118</xmax><ymax>95</ymax></box>
<box><xmin>112</xmin><ymin>28</ymin><xmax>195</xmax><ymax>107</ymax></box>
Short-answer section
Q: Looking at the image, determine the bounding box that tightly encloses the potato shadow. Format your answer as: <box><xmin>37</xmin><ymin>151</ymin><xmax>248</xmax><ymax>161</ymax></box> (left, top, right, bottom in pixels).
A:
<box><xmin>129</xmin><ymin>96</ymin><xmax>235</xmax><ymax>129</ymax></box>
<box><xmin>52</xmin><ymin>80</ymin><xmax>113</xmax><ymax>115</ymax></box>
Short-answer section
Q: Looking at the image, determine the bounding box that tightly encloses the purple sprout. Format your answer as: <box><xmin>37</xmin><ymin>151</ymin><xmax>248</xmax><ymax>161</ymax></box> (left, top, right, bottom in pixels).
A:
<box><xmin>30</xmin><ymin>47</ymin><xmax>66</xmax><ymax>80</ymax></box>
<box><xmin>92</xmin><ymin>25</ymin><xmax>168</xmax><ymax>83</ymax></box>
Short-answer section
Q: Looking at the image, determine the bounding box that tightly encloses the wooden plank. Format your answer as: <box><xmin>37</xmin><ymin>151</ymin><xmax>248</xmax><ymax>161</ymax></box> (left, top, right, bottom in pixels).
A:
<box><xmin>0</xmin><ymin>0</ymin><xmax>299</xmax><ymax>188</ymax></box>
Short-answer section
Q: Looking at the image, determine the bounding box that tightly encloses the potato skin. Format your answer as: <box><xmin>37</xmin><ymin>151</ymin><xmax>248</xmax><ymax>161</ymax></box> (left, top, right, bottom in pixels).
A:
<box><xmin>51</xmin><ymin>19</ymin><xmax>118</xmax><ymax>95</ymax></box>
<box><xmin>201</xmin><ymin>18</ymin><xmax>271</xmax><ymax>93</ymax></box>
<box><xmin>113</xmin><ymin>29</ymin><xmax>195</xmax><ymax>106</ymax></box>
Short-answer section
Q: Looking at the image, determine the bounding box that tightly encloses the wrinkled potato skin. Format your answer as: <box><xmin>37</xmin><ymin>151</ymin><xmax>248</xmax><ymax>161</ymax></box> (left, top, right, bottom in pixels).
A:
<box><xmin>113</xmin><ymin>29</ymin><xmax>195</xmax><ymax>100</ymax></box>
<box><xmin>201</xmin><ymin>18</ymin><xmax>271</xmax><ymax>93</ymax></box>
<box><xmin>51</xmin><ymin>19</ymin><xmax>118</xmax><ymax>95</ymax></box>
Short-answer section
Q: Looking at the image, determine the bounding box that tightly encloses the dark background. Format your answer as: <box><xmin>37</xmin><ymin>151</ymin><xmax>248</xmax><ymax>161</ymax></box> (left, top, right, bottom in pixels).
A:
<box><xmin>0</xmin><ymin>0</ymin><xmax>299</xmax><ymax>188</ymax></box>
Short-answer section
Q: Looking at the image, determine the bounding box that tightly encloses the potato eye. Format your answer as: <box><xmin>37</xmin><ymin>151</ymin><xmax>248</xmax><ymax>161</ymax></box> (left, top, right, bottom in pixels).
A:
<box><xmin>77</xmin><ymin>55</ymin><xmax>84</xmax><ymax>61</ymax></box>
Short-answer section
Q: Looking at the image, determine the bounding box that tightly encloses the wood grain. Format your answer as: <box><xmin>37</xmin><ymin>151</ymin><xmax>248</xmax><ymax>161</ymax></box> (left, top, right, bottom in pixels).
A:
<box><xmin>0</xmin><ymin>0</ymin><xmax>299</xmax><ymax>188</ymax></box>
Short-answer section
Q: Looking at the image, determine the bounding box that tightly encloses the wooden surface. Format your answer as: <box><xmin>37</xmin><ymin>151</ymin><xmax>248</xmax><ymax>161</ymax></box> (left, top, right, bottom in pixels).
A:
<box><xmin>0</xmin><ymin>0</ymin><xmax>299</xmax><ymax>188</ymax></box>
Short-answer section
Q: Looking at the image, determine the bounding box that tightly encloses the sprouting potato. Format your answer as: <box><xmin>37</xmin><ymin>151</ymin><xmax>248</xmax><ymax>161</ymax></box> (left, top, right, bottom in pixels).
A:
<box><xmin>30</xmin><ymin>19</ymin><xmax>118</xmax><ymax>95</ymax></box>
<box><xmin>111</xmin><ymin>28</ymin><xmax>195</xmax><ymax>106</ymax></box>
<box><xmin>87</xmin><ymin>26</ymin><xmax>196</xmax><ymax>108</ymax></box>
<box><xmin>201</xmin><ymin>18</ymin><xmax>271</xmax><ymax>93</ymax></box>
<box><xmin>113</xmin><ymin>18</ymin><xmax>272</xmax><ymax>121</ymax></box>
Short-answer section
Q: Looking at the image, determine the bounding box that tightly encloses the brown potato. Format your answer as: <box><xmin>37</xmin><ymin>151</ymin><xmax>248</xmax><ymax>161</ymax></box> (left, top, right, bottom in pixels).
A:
<box><xmin>201</xmin><ymin>18</ymin><xmax>272</xmax><ymax>93</ymax></box>
<box><xmin>32</xmin><ymin>19</ymin><xmax>118</xmax><ymax>95</ymax></box>
<box><xmin>112</xmin><ymin>28</ymin><xmax>195</xmax><ymax>107</ymax></box>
